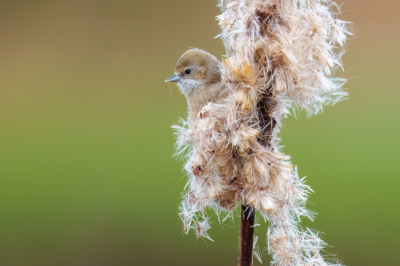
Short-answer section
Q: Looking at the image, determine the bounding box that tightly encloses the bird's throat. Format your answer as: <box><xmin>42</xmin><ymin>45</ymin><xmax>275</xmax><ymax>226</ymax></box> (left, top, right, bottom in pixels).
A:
<box><xmin>178</xmin><ymin>79</ymin><xmax>203</xmax><ymax>96</ymax></box>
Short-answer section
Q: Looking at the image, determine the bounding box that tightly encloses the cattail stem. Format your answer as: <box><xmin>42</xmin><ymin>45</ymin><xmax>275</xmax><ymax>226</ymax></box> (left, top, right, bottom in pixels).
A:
<box><xmin>238</xmin><ymin>204</ymin><xmax>255</xmax><ymax>266</ymax></box>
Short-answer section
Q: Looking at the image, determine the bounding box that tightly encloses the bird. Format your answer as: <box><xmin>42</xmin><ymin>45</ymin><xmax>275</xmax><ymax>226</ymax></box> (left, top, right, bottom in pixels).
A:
<box><xmin>165</xmin><ymin>48</ymin><xmax>226</xmax><ymax>120</ymax></box>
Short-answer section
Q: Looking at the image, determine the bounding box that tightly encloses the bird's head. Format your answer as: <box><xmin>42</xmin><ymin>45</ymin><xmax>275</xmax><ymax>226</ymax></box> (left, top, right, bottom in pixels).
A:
<box><xmin>165</xmin><ymin>48</ymin><xmax>221</xmax><ymax>96</ymax></box>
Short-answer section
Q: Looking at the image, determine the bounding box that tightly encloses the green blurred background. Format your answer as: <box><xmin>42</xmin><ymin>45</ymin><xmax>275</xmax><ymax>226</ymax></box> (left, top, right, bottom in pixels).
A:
<box><xmin>0</xmin><ymin>0</ymin><xmax>399</xmax><ymax>265</ymax></box>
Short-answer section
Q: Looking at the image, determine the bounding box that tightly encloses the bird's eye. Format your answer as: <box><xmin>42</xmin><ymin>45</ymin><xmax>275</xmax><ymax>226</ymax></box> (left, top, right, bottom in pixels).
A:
<box><xmin>185</xmin><ymin>69</ymin><xmax>192</xmax><ymax>75</ymax></box>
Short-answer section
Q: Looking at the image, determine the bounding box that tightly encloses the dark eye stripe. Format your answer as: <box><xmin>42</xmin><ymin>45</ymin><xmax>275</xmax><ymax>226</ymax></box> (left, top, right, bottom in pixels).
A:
<box><xmin>185</xmin><ymin>69</ymin><xmax>192</xmax><ymax>74</ymax></box>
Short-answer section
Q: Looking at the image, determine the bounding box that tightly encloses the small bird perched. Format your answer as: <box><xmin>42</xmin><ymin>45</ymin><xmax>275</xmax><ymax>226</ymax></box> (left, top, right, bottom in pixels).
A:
<box><xmin>165</xmin><ymin>48</ymin><xmax>226</xmax><ymax>120</ymax></box>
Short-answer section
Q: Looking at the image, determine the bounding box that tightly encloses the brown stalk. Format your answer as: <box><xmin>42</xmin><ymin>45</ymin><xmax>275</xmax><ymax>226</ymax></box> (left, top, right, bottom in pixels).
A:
<box><xmin>238</xmin><ymin>204</ymin><xmax>255</xmax><ymax>266</ymax></box>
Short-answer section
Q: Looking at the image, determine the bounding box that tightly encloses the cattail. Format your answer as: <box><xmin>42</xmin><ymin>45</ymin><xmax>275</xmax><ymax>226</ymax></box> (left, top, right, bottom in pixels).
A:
<box><xmin>173</xmin><ymin>0</ymin><xmax>351</xmax><ymax>265</ymax></box>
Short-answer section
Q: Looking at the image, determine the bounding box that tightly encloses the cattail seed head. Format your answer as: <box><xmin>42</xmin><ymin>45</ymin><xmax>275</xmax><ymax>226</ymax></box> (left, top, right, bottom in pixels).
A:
<box><xmin>172</xmin><ymin>0</ymin><xmax>351</xmax><ymax>264</ymax></box>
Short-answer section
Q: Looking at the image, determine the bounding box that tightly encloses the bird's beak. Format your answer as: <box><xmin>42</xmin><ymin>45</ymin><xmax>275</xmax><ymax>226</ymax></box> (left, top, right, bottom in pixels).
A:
<box><xmin>165</xmin><ymin>74</ymin><xmax>179</xmax><ymax>82</ymax></box>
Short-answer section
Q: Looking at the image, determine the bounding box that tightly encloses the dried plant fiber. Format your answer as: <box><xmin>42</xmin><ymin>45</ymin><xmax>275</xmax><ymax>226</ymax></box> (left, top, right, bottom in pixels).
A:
<box><xmin>173</xmin><ymin>0</ymin><xmax>351</xmax><ymax>265</ymax></box>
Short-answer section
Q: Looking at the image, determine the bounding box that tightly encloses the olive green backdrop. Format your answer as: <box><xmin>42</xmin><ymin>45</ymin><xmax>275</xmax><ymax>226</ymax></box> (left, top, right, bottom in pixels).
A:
<box><xmin>0</xmin><ymin>0</ymin><xmax>399</xmax><ymax>265</ymax></box>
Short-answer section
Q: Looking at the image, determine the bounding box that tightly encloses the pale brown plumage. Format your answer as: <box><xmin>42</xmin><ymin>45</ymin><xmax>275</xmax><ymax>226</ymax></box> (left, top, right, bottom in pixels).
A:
<box><xmin>165</xmin><ymin>48</ymin><xmax>227</xmax><ymax>120</ymax></box>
